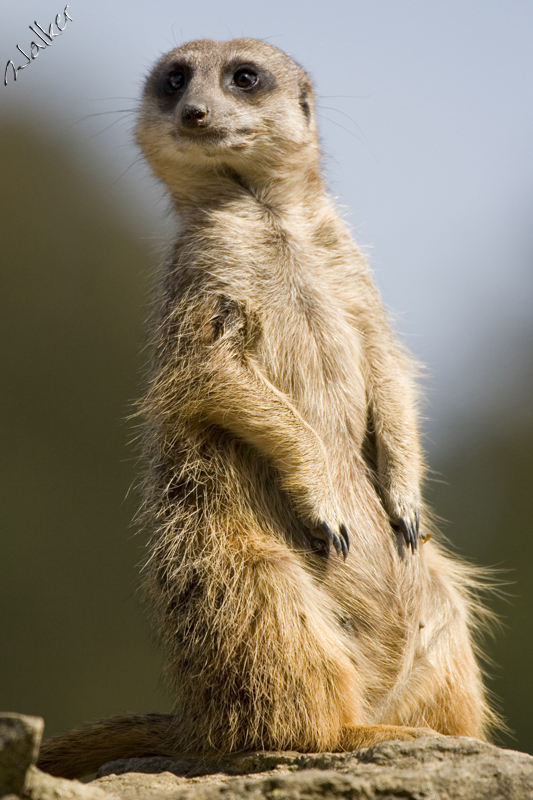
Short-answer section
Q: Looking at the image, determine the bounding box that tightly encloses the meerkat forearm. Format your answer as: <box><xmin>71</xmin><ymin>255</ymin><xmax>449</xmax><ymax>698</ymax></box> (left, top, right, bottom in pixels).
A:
<box><xmin>148</xmin><ymin>300</ymin><xmax>349</xmax><ymax>555</ymax></box>
<box><xmin>366</xmin><ymin>345</ymin><xmax>423</xmax><ymax>532</ymax></box>
<box><xmin>203</xmin><ymin>357</ymin><xmax>349</xmax><ymax>555</ymax></box>
<box><xmin>350</xmin><ymin>284</ymin><xmax>424</xmax><ymax>548</ymax></box>
<box><xmin>208</xmin><ymin>362</ymin><xmax>328</xmax><ymax>487</ymax></box>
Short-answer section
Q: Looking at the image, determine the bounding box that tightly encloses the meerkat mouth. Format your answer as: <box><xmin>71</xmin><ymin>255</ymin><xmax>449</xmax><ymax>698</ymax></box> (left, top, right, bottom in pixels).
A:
<box><xmin>173</xmin><ymin>126</ymin><xmax>257</xmax><ymax>152</ymax></box>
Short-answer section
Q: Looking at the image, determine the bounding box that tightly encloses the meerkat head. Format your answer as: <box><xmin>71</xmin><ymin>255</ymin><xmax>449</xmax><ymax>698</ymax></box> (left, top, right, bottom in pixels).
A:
<box><xmin>136</xmin><ymin>38</ymin><xmax>320</xmax><ymax>197</ymax></box>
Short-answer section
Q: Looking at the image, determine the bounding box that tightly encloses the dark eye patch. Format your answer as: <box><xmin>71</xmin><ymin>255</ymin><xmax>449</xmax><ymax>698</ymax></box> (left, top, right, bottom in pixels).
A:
<box><xmin>299</xmin><ymin>86</ymin><xmax>311</xmax><ymax>122</ymax></box>
<box><xmin>153</xmin><ymin>61</ymin><xmax>191</xmax><ymax>101</ymax></box>
<box><xmin>223</xmin><ymin>60</ymin><xmax>276</xmax><ymax>97</ymax></box>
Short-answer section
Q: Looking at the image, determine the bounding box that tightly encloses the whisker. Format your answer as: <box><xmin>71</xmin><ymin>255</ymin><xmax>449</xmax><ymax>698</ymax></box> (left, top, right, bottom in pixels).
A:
<box><xmin>110</xmin><ymin>155</ymin><xmax>145</xmax><ymax>187</ymax></box>
<box><xmin>316</xmin><ymin>113</ymin><xmax>365</xmax><ymax>145</ymax></box>
<box><xmin>85</xmin><ymin>96</ymin><xmax>139</xmax><ymax>102</ymax></box>
<box><xmin>172</xmin><ymin>24</ymin><xmax>178</xmax><ymax>47</ymax></box>
<box><xmin>316</xmin><ymin>113</ymin><xmax>378</xmax><ymax>163</ymax></box>
<box><xmin>88</xmin><ymin>114</ymin><xmax>136</xmax><ymax>139</ymax></box>
<box><xmin>222</xmin><ymin>23</ymin><xmax>236</xmax><ymax>39</ymax></box>
<box><xmin>316</xmin><ymin>105</ymin><xmax>369</xmax><ymax>144</ymax></box>
<box><xmin>321</xmin><ymin>149</ymin><xmax>343</xmax><ymax>173</ymax></box>
<box><xmin>319</xmin><ymin>93</ymin><xmax>370</xmax><ymax>99</ymax></box>
<box><xmin>67</xmin><ymin>109</ymin><xmax>136</xmax><ymax>129</ymax></box>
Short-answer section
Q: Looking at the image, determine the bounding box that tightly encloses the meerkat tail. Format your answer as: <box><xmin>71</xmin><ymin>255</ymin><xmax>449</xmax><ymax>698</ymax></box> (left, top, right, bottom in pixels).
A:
<box><xmin>37</xmin><ymin>713</ymin><xmax>176</xmax><ymax>779</ymax></box>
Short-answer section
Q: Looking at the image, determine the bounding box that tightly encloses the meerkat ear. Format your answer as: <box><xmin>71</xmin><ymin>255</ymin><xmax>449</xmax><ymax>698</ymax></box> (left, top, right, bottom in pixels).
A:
<box><xmin>299</xmin><ymin>83</ymin><xmax>312</xmax><ymax>123</ymax></box>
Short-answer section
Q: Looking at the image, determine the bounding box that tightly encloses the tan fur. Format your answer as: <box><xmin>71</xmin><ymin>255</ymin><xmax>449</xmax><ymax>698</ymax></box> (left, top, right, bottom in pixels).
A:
<box><xmin>38</xmin><ymin>38</ymin><xmax>497</xmax><ymax>779</ymax></box>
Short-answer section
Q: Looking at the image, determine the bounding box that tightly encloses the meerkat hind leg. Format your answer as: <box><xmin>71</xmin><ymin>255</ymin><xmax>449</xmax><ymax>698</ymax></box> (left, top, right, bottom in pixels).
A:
<box><xmin>339</xmin><ymin>723</ymin><xmax>440</xmax><ymax>751</ymax></box>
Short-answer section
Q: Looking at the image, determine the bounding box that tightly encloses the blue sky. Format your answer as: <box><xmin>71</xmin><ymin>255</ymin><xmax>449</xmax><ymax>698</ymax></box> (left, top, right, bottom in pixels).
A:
<box><xmin>2</xmin><ymin>0</ymin><xmax>532</xmax><ymax>449</ymax></box>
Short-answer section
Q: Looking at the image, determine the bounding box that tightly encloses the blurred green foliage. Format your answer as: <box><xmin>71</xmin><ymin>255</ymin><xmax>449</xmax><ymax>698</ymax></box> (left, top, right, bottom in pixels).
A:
<box><xmin>429</xmin><ymin>418</ymin><xmax>533</xmax><ymax>753</ymax></box>
<box><xmin>0</xmin><ymin>121</ymin><xmax>166</xmax><ymax>736</ymax></box>
<box><xmin>0</xmin><ymin>120</ymin><xmax>531</xmax><ymax>752</ymax></box>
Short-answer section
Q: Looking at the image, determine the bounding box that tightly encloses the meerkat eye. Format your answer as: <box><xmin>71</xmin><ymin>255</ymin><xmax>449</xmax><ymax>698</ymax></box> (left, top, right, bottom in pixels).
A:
<box><xmin>233</xmin><ymin>67</ymin><xmax>259</xmax><ymax>90</ymax></box>
<box><xmin>166</xmin><ymin>69</ymin><xmax>186</xmax><ymax>93</ymax></box>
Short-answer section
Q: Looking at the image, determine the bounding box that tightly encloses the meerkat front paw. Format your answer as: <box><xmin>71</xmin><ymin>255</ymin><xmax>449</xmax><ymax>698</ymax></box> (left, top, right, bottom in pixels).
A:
<box><xmin>392</xmin><ymin>508</ymin><xmax>420</xmax><ymax>553</ymax></box>
<box><xmin>299</xmin><ymin>503</ymin><xmax>350</xmax><ymax>560</ymax></box>
<box><xmin>284</xmin><ymin>477</ymin><xmax>350</xmax><ymax>559</ymax></box>
<box><xmin>298</xmin><ymin>496</ymin><xmax>350</xmax><ymax>561</ymax></box>
<box><xmin>309</xmin><ymin>520</ymin><xmax>350</xmax><ymax>560</ymax></box>
<box><xmin>384</xmin><ymin>493</ymin><xmax>423</xmax><ymax>554</ymax></box>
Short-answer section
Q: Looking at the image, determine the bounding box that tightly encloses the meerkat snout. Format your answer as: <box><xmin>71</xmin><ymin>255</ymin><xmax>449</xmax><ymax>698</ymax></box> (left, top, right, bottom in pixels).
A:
<box><xmin>181</xmin><ymin>103</ymin><xmax>210</xmax><ymax>128</ymax></box>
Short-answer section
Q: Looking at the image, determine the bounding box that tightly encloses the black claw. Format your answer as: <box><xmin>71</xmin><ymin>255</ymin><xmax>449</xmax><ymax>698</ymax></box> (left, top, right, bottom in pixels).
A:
<box><xmin>395</xmin><ymin>515</ymin><xmax>420</xmax><ymax>554</ymax></box>
<box><xmin>320</xmin><ymin>521</ymin><xmax>341</xmax><ymax>558</ymax></box>
<box><xmin>305</xmin><ymin>519</ymin><xmax>350</xmax><ymax>560</ymax></box>
<box><xmin>340</xmin><ymin>523</ymin><xmax>350</xmax><ymax>559</ymax></box>
<box><xmin>336</xmin><ymin>532</ymin><xmax>348</xmax><ymax>561</ymax></box>
<box><xmin>309</xmin><ymin>521</ymin><xmax>349</xmax><ymax>560</ymax></box>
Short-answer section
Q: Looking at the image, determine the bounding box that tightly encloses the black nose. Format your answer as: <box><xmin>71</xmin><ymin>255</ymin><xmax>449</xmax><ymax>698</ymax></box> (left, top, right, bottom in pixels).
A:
<box><xmin>181</xmin><ymin>104</ymin><xmax>209</xmax><ymax>128</ymax></box>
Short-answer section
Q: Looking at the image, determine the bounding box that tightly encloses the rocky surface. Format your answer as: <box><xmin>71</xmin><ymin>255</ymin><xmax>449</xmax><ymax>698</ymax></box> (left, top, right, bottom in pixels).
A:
<box><xmin>0</xmin><ymin>714</ymin><xmax>43</xmax><ymax>797</ymax></box>
<box><xmin>2</xmin><ymin>713</ymin><xmax>533</xmax><ymax>799</ymax></box>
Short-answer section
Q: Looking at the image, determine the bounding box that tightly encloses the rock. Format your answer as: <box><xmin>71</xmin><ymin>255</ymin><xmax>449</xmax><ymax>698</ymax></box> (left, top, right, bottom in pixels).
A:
<box><xmin>23</xmin><ymin>766</ymin><xmax>116</xmax><ymax>800</ymax></box>
<box><xmin>0</xmin><ymin>715</ymin><xmax>114</xmax><ymax>800</ymax></box>
<box><xmin>3</xmin><ymin>714</ymin><xmax>533</xmax><ymax>800</ymax></box>
<box><xmin>92</xmin><ymin>736</ymin><xmax>533</xmax><ymax>800</ymax></box>
<box><xmin>0</xmin><ymin>713</ymin><xmax>43</xmax><ymax>796</ymax></box>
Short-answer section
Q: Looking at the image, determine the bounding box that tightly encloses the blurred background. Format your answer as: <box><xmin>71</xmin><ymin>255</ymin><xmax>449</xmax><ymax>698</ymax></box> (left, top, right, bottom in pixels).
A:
<box><xmin>1</xmin><ymin>0</ymin><xmax>532</xmax><ymax>752</ymax></box>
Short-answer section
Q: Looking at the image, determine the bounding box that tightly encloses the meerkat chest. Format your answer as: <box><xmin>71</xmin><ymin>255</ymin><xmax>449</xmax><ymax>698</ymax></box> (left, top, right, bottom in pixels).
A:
<box><xmin>255</xmin><ymin>274</ymin><xmax>368</xmax><ymax>437</ymax></box>
<box><xmin>194</xmin><ymin>207</ymin><xmax>369</xmax><ymax>437</ymax></box>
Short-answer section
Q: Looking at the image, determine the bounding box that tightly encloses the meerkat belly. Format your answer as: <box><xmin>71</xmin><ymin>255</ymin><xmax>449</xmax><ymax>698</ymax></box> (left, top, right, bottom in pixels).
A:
<box><xmin>255</xmin><ymin>295</ymin><xmax>375</xmax><ymax>496</ymax></box>
<box><xmin>245</xmin><ymin>277</ymin><xmax>415</xmax><ymax>660</ymax></box>
<box><xmin>257</xmin><ymin>296</ymin><xmax>367</xmax><ymax>438</ymax></box>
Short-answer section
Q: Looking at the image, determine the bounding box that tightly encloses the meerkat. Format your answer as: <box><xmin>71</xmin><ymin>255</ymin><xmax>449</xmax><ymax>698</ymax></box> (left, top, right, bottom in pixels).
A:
<box><xmin>38</xmin><ymin>38</ymin><xmax>497</xmax><ymax>780</ymax></box>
